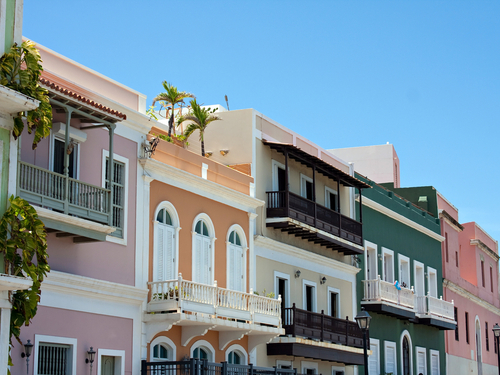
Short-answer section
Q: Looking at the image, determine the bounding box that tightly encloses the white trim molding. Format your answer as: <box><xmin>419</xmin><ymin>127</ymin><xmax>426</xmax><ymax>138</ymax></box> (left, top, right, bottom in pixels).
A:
<box><xmin>225</xmin><ymin>344</ymin><xmax>248</xmax><ymax>364</ymax></box>
<box><xmin>97</xmin><ymin>348</ymin><xmax>125</xmax><ymax>375</ymax></box>
<box><xmin>400</xmin><ymin>330</ymin><xmax>413</xmax><ymax>375</ymax></box>
<box><xmin>33</xmin><ymin>334</ymin><xmax>77</xmax><ymax>375</ymax></box>
<box><xmin>150</xmin><ymin>336</ymin><xmax>176</xmax><ymax>361</ymax></box>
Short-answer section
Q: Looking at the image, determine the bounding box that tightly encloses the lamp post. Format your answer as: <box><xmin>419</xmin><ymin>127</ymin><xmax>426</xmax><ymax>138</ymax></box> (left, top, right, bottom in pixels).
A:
<box><xmin>355</xmin><ymin>310</ymin><xmax>372</xmax><ymax>375</ymax></box>
<box><xmin>21</xmin><ymin>340</ymin><xmax>33</xmax><ymax>375</ymax></box>
<box><xmin>86</xmin><ymin>347</ymin><xmax>96</xmax><ymax>375</ymax></box>
<box><xmin>493</xmin><ymin>323</ymin><xmax>500</xmax><ymax>375</ymax></box>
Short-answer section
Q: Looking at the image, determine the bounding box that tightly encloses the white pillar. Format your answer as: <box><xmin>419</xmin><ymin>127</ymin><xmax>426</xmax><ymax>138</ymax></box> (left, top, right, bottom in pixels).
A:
<box><xmin>0</xmin><ymin>291</ymin><xmax>12</xmax><ymax>375</ymax></box>
<box><xmin>248</xmin><ymin>212</ymin><xmax>258</xmax><ymax>292</ymax></box>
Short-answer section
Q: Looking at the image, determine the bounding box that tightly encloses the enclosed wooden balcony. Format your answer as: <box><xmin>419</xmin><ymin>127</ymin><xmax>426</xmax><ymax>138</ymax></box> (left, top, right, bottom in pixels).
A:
<box><xmin>267</xmin><ymin>304</ymin><xmax>366</xmax><ymax>365</ymax></box>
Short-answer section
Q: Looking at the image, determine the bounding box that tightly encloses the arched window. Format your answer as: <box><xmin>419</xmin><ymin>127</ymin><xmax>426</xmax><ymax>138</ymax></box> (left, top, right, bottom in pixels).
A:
<box><xmin>192</xmin><ymin>214</ymin><xmax>215</xmax><ymax>285</ymax></box>
<box><xmin>150</xmin><ymin>337</ymin><xmax>176</xmax><ymax>362</ymax></box>
<box><xmin>154</xmin><ymin>202</ymin><xmax>180</xmax><ymax>282</ymax></box>
<box><xmin>225</xmin><ymin>344</ymin><xmax>248</xmax><ymax>365</ymax></box>
<box><xmin>226</xmin><ymin>226</ymin><xmax>247</xmax><ymax>292</ymax></box>
<box><xmin>400</xmin><ymin>331</ymin><xmax>413</xmax><ymax>375</ymax></box>
<box><xmin>191</xmin><ymin>341</ymin><xmax>215</xmax><ymax>361</ymax></box>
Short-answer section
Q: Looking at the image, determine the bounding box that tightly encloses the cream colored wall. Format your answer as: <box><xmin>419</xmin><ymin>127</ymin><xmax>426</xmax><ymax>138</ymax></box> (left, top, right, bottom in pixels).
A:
<box><xmin>255</xmin><ymin>256</ymin><xmax>353</xmax><ymax>318</ymax></box>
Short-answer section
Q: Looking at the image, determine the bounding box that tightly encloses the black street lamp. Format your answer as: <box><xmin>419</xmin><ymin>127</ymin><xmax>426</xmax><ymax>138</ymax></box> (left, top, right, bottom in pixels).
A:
<box><xmin>493</xmin><ymin>323</ymin><xmax>500</xmax><ymax>375</ymax></box>
<box><xmin>355</xmin><ymin>309</ymin><xmax>372</xmax><ymax>375</ymax></box>
<box><xmin>86</xmin><ymin>347</ymin><xmax>96</xmax><ymax>375</ymax></box>
<box><xmin>21</xmin><ymin>340</ymin><xmax>33</xmax><ymax>375</ymax></box>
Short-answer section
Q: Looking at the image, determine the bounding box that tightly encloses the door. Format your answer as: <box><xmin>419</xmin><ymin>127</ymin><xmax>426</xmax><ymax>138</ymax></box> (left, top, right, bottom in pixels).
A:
<box><xmin>366</xmin><ymin>247</ymin><xmax>377</xmax><ymax>281</ymax></box>
<box><xmin>53</xmin><ymin>138</ymin><xmax>75</xmax><ymax>177</ymax></box>
<box><xmin>403</xmin><ymin>337</ymin><xmax>410</xmax><ymax>375</ymax></box>
<box><xmin>101</xmin><ymin>356</ymin><xmax>115</xmax><ymax>375</ymax></box>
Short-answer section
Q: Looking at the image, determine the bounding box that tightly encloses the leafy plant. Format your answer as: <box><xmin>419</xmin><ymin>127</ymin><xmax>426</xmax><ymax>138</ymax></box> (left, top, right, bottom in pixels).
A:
<box><xmin>253</xmin><ymin>289</ymin><xmax>276</xmax><ymax>298</ymax></box>
<box><xmin>178</xmin><ymin>99</ymin><xmax>221</xmax><ymax>157</ymax></box>
<box><xmin>152</xmin><ymin>81</ymin><xmax>194</xmax><ymax>138</ymax></box>
<box><xmin>0</xmin><ymin>40</ymin><xmax>52</xmax><ymax>150</ymax></box>
<box><xmin>0</xmin><ymin>196</ymin><xmax>49</xmax><ymax>368</ymax></box>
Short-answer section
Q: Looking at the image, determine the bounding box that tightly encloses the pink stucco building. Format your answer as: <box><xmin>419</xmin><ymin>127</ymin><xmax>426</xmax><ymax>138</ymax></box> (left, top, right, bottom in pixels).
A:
<box><xmin>439</xmin><ymin>192</ymin><xmax>500</xmax><ymax>375</ymax></box>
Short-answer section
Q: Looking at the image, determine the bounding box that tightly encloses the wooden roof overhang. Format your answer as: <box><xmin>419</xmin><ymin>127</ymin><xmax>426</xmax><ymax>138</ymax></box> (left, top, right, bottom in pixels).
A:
<box><xmin>263</xmin><ymin>141</ymin><xmax>371</xmax><ymax>190</ymax></box>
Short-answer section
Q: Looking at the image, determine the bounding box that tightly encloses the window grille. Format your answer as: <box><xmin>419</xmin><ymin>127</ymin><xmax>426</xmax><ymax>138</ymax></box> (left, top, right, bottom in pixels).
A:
<box><xmin>38</xmin><ymin>343</ymin><xmax>70</xmax><ymax>375</ymax></box>
<box><xmin>105</xmin><ymin>158</ymin><xmax>125</xmax><ymax>238</ymax></box>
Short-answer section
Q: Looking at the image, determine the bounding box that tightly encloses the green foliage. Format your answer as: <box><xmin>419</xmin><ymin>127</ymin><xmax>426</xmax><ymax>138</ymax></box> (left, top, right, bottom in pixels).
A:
<box><xmin>178</xmin><ymin>99</ymin><xmax>221</xmax><ymax>157</ymax></box>
<box><xmin>0</xmin><ymin>40</ymin><xmax>52</xmax><ymax>150</ymax></box>
<box><xmin>152</xmin><ymin>81</ymin><xmax>195</xmax><ymax>137</ymax></box>
<box><xmin>0</xmin><ymin>196</ymin><xmax>49</xmax><ymax>351</ymax></box>
<box><xmin>253</xmin><ymin>289</ymin><xmax>276</xmax><ymax>298</ymax></box>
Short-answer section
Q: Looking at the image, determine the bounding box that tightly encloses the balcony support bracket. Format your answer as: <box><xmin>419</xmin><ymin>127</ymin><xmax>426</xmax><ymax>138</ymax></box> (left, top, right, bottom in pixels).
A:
<box><xmin>145</xmin><ymin>321</ymin><xmax>174</xmax><ymax>343</ymax></box>
<box><xmin>248</xmin><ymin>334</ymin><xmax>280</xmax><ymax>352</ymax></box>
<box><xmin>219</xmin><ymin>330</ymin><xmax>251</xmax><ymax>350</ymax></box>
<box><xmin>181</xmin><ymin>324</ymin><xmax>215</xmax><ymax>347</ymax></box>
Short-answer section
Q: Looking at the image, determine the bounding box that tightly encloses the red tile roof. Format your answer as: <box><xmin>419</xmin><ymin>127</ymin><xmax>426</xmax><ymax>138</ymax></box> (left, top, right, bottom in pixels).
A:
<box><xmin>40</xmin><ymin>77</ymin><xmax>127</xmax><ymax>120</ymax></box>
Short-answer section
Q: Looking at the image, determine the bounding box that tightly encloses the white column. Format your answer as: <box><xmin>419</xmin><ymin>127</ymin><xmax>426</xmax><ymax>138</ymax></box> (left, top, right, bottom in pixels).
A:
<box><xmin>0</xmin><ymin>291</ymin><xmax>12</xmax><ymax>375</ymax></box>
<box><xmin>248</xmin><ymin>212</ymin><xmax>258</xmax><ymax>292</ymax></box>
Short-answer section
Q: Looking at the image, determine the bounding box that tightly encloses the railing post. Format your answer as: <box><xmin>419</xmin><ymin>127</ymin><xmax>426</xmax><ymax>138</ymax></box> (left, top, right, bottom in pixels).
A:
<box><xmin>274</xmin><ymin>366</ymin><xmax>278</xmax><ymax>375</ymax></box>
<box><xmin>292</xmin><ymin>303</ymin><xmax>296</xmax><ymax>337</ymax></box>
<box><xmin>141</xmin><ymin>359</ymin><xmax>147</xmax><ymax>375</ymax></box>
<box><xmin>377</xmin><ymin>275</ymin><xmax>381</xmax><ymax>299</ymax></box>
<box><xmin>345</xmin><ymin>316</ymin><xmax>349</xmax><ymax>346</ymax></box>
<box><xmin>320</xmin><ymin>310</ymin><xmax>324</xmax><ymax>342</ymax></box>
<box><xmin>222</xmin><ymin>361</ymin><xmax>228</xmax><ymax>375</ymax></box>
<box><xmin>249</xmin><ymin>363</ymin><xmax>254</xmax><ymax>375</ymax></box>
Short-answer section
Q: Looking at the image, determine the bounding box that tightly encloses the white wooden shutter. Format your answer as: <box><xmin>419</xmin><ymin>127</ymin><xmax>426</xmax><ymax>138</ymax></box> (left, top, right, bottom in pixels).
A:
<box><xmin>417</xmin><ymin>351</ymin><xmax>426</xmax><ymax>375</ymax></box>
<box><xmin>194</xmin><ymin>235</ymin><xmax>203</xmax><ymax>283</ymax></box>
<box><xmin>202</xmin><ymin>237</ymin><xmax>211</xmax><ymax>285</ymax></box>
<box><xmin>228</xmin><ymin>244</ymin><xmax>235</xmax><ymax>290</ymax></box>
<box><xmin>368</xmin><ymin>341</ymin><xmax>378</xmax><ymax>375</ymax></box>
<box><xmin>385</xmin><ymin>346</ymin><xmax>395</xmax><ymax>374</ymax></box>
<box><xmin>164</xmin><ymin>226</ymin><xmax>175</xmax><ymax>280</ymax></box>
<box><xmin>431</xmin><ymin>353</ymin><xmax>439</xmax><ymax>375</ymax></box>
<box><xmin>229</xmin><ymin>244</ymin><xmax>244</xmax><ymax>292</ymax></box>
<box><xmin>156</xmin><ymin>224</ymin><xmax>166</xmax><ymax>281</ymax></box>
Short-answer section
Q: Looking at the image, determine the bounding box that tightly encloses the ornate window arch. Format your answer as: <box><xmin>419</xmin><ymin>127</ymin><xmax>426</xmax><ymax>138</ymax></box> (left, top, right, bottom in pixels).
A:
<box><xmin>153</xmin><ymin>202</ymin><xmax>181</xmax><ymax>282</ymax></box>
<box><xmin>190</xmin><ymin>340</ymin><xmax>215</xmax><ymax>361</ymax></box>
<box><xmin>192</xmin><ymin>214</ymin><xmax>216</xmax><ymax>285</ymax></box>
<box><xmin>400</xmin><ymin>330</ymin><xmax>413</xmax><ymax>375</ymax></box>
<box><xmin>226</xmin><ymin>224</ymin><xmax>248</xmax><ymax>292</ymax></box>
<box><xmin>150</xmin><ymin>336</ymin><xmax>176</xmax><ymax>361</ymax></box>
<box><xmin>225</xmin><ymin>344</ymin><xmax>248</xmax><ymax>365</ymax></box>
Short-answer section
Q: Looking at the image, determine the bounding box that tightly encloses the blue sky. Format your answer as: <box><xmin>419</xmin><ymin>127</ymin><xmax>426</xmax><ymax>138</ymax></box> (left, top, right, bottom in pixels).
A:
<box><xmin>23</xmin><ymin>1</ymin><xmax>500</xmax><ymax>242</ymax></box>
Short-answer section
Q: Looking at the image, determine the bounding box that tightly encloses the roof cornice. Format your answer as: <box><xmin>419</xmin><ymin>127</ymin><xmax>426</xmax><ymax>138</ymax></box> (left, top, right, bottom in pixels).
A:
<box><xmin>444</xmin><ymin>279</ymin><xmax>500</xmax><ymax>316</ymax></box>
<box><xmin>470</xmin><ymin>239</ymin><xmax>499</xmax><ymax>262</ymax></box>
<box><xmin>439</xmin><ymin>210</ymin><xmax>463</xmax><ymax>232</ymax></box>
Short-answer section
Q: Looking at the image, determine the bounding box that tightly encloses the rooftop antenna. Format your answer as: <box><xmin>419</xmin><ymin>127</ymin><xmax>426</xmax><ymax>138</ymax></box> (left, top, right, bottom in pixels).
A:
<box><xmin>225</xmin><ymin>95</ymin><xmax>230</xmax><ymax>111</ymax></box>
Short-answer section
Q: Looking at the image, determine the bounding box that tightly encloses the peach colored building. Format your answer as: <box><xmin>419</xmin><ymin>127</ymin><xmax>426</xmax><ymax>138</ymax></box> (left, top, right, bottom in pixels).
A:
<box><xmin>11</xmin><ymin>42</ymin><xmax>153</xmax><ymax>375</ymax></box>
<box><xmin>440</xmin><ymin>191</ymin><xmax>500</xmax><ymax>375</ymax></box>
<box><xmin>141</xmin><ymin>126</ymin><xmax>281</xmax><ymax>366</ymax></box>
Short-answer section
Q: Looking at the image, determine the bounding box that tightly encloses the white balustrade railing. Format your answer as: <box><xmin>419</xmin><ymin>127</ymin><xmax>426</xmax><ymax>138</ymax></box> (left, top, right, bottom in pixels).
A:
<box><xmin>362</xmin><ymin>276</ymin><xmax>414</xmax><ymax>309</ymax></box>
<box><xmin>415</xmin><ymin>293</ymin><xmax>454</xmax><ymax>320</ymax></box>
<box><xmin>148</xmin><ymin>274</ymin><xmax>281</xmax><ymax>324</ymax></box>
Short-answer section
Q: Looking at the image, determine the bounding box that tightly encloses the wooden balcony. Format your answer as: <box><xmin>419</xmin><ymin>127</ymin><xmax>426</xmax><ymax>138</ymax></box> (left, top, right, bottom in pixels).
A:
<box><xmin>361</xmin><ymin>277</ymin><xmax>416</xmax><ymax>319</ymax></box>
<box><xmin>266</xmin><ymin>191</ymin><xmax>363</xmax><ymax>255</ymax></box>
<box><xmin>267</xmin><ymin>304</ymin><xmax>366</xmax><ymax>365</ymax></box>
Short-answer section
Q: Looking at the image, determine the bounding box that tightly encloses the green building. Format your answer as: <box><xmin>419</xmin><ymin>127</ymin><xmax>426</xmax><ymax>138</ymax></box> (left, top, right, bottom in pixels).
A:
<box><xmin>357</xmin><ymin>176</ymin><xmax>456</xmax><ymax>375</ymax></box>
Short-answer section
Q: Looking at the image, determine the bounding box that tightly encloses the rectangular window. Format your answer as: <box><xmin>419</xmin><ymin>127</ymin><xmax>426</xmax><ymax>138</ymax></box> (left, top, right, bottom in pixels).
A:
<box><xmin>384</xmin><ymin>341</ymin><xmax>397</xmax><ymax>375</ymax></box>
<box><xmin>430</xmin><ymin>349</ymin><xmax>440</xmax><ymax>375</ymax></box>
<box><xmin>365</xmin><ymin>241</ymin><xmax>378</xmax><ymax>281</ymax></box>
<box><xmin>490</xmin><ymin>266</ymin><xmax>494</xmax><ymax>292</ymax></box>
<box><xmin>427</xmin><ymin>267</ymin><xmax>438</xmax><ymax>298</ymax></box>
<box><xmin>300</xmin><ymin>174</ymin><xmax>314</xmax><ymax>201</ymax></box>
<box><xmin>302</xmin><ymin>279</ymin><xmax>317</xmax><ymax>312</ymax></box>
<box><xmin>486</xmin><ymin>322</ymin><xmax>489</xmax><ymax>351</ymax></box>
<box><xmin>325</xmin><ymin>187</ymin><xmax>338</xmax><ymax>212</ymax></box>
<box><xmin>414</xmin><ymin>261</ymin><xmax>425</xmax><ymax>297</ymax></box>
<box><xmin>456</xmin><ymin>251</ymin><xmax>459</xmax><ymax>267</ymax></box>
<box><xmin>34</xmin><ymin>335</ymin><xmax>77</xmax><ymax>375</ymax></box>
<box><xmin>328</xmin><ymin>287</ymin><xmax>340</xmax><ymax>318</ymax></box>
<box><xmin>465</xmin><ymin>312</ymin><xmax>470</xmax><ymax>344</ymax></box>
<box><xmin>301</xmin><ymin>361</ymin><xmax>318</xmax><ymax>375</ymax></box>
<box><xmin>368</xmin><ymin>338</ymin><xmax>380</xmax><ymax>375</ymax></box>
<box><xmin>274</xmin><ymin>271</ymin><xmax>290</xmax><ymax>314</ymax></box>
<box><xmin>416</xmin><ymin>346</ymin><xmax>427</xmax><ymax>375</ymax></box>
<box><xmin>481</xmin><ymin>260</ymin><xmax>485</xmax><ymax>287</ymax></box>
<box><xmin>454</xmin><ymin>307</ymin><xmax>459</xmax><ymax>341</ymax></box>
<box><xmin>445</xmin><ymin>232</ymin><xmax>449</xmax><ymax>262</ymax></box>
<box><xmin>382</xmin><ymin>247</ymin><xmax>394</xmax><ymax>283</ymax></box>
<box><xmin>398</xmin><ymin>254</ymin><xmax>410</xmax><ymax>289</ymax></box>
<box><xmin>105</xmin><ymin>158</ymin><xmax>125</xmax><ymax>238</ymax></box>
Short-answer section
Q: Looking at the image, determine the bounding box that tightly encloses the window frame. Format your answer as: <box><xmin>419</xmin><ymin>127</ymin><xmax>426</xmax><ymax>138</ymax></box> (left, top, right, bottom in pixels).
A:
<box><xmin>272</xmin><ymin>159</ymin><xmax>286</xmax><ymax>191</ymax></box>
<box><xmin>97</xmin><ymin>348</ymin><xmax>125</xmax><ymax>375</ymax></box>
<box><xmin>191</xmin><ymin>213</ymin><xmax>216</xmax><ymax>285</ymax></box>
<box><xmin>364</xmin><ymin>240</ymin><xmax>378</xmax><ymax>281</ymax></box>
<box><xmin>381</xmin><ymin>247</ymin><xmax>395</xmax><ymax>283</ymax></box>
<box><xmin>34</xmin><ymin>334</ymin><xmax>77</xmax><ymax>375</ymax></box>
<box><xmin>327</xmin><ymin>286</ymin><xmax>341</xmax><ymax>318</ymax></box>
<box><xmin>368</xmin><ymin>338</ymin><xmax>380</xmax><ymax>375</ymax></box>
<box><xmin>150</xmin><ymin>336</ymin><xmax>176</xmax><ymax>362</ymax></box>
<box><xmin>413</xmin><ymin>260</ymin><xmax>425</xmax><ymax>297</ymax></box>
<box><xmin>190</xmin><ymin>340</ymin><xmax>215</xmax><ymax>361</ymax></box>
<box><xmin>301</xmin><ymin>361</ymin><xmax>318</xmax><ymax>375</ymax></box>
<box><xmin>153</xmin><ymin>201</ymin><xmax>181</xmax><ymax>282</ymax></box>
<box><xmin>398</xmin><ymin>254</ymin><xmax>410</xmax><ymax>289</ymax></box>
<box><xmin>430</xmin><ymin>349</ymin><xmax>440</xmax><ymax>375</ymax></box>
<box><xmin>226</xmin><ymin>224</ymin><xmax>248</xmax><ymax>292</ymax></box>
<box><xmin>302</xmin><ymin>279</ymin><xmax>317</xmax><ymax>312</ymax></box>
<box><xmin>225</xmin><ymin>344</ymin><xmax>248</xmax><ymax>365</ymax></box>
<box><xmin>101</xmin><ymin>150</ymin><xmax>129</xmax><ymax>245</ymax></box>
<box><xmin>300</xmin><ymin>173</ymin><xmax>314</xmax><ymax>201</ymax></box>
<box><xmin>325</xmin><ymin>186</ymin><xmax>338</xmax><ymax>211</ymax></box>
<box><xmin>416</xmin><ymin>346</ymin><xmax>427</xmax><ymax>375</ymax></box>
<box><xmin>384</xmin><ymin>340</ymin><xmax>397</xmax><ymax>375</ymax></box>
<box><xmin>427</xmin><ymin>266</ymin><xmax>438</xmax><ymax>298</ymax></box>
<box><xmin>400</xmin><ymin>330</ymin><xmax>413</xmax><ymax>375</ymax></box>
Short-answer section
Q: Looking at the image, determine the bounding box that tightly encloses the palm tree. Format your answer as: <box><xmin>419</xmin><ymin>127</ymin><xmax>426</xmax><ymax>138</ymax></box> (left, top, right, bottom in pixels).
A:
<box><xmin>152</xmin><ymin>81</ymin><xmax>195</xmax><ymax>138</ymax></box>
<box><xmin>179</xmin><ymin>99</ymin><xmax>221</xmax><ymax>157</ymax></box>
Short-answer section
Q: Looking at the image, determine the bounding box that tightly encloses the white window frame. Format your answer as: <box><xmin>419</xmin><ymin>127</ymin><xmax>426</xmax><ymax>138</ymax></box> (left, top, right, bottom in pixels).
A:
<box><xmin>301</xmin><ymin>361</ymin><xmax>318</xmax><ymax>375</ymax></box>
<box><xmin>272</xmin><ymin>159</ymin><xmax>286</xmax><ymax>191</ymax></box>
<box><xmin>381</xmin><ymin>247</ymin><xmax>395</xmax><ymax>283</ymax></box>
<box><xmin>302</xmin><ymin>279</ymin><xmax>317</xmax><ymax>312</ymax></box>
<box><xmin>430</xmin><ymin>349</ymin><xmax>440</xmax><ymax>375</ymax></box>
<box><xmin>150</xmin><ymin>336</ymin><xmax>176</xmax><ymax>362</ymax></box>
<box><xmin>327</xmin><ymin>286</ymin><xmax>341</xmax><ymax>318</ymax></box>
<box><xmin>413</xmin><ymin>261</ymin><xmax>425</xmax><ymax>297</ymax></box>
<box><xmin>190</xmin><ymin>340</ymin><xmax>215</xmax><ymax>361</ymax></box>
<box><xmin>153</xmin><ymin>201</ymin><xmax>181</xmax><ymax>282</ymax></box>
<box><xmin>384</xmin><ymin>340</ymin><xmax>397</xmax><ymax>375</ymax></box>
<box><xmin>276</xmin><ymin>360</ymin><xmax>293</xmax><ymax>369</ymax></box>
<box><xmin>416</xmin><ymin>346</ymin><xmax>427</xmax><ymax>375</ymax></box>
<box><xmin>331</xmin><ymin>365</ymin><xmax>345</xmax><ymax>375</ymax></box>
<box><xmin>368</xmin><ymin>338</ymin><xmax>380</xmax><ymax>375</ymax></box>
<box><xmin>398</xmin><ymin>254</ymin><xmax>411</xmax><ymax>289</ymax></box>
<box><xmin>274</xmin><ymin>271</ymin><xmax>290</xmax><ymax>308</ymax></box>
<box><xmin>191</xmin><ymin>213</ymin><xmax>216</xmax><ymax>285</ymax></box>
<box><xmin>300</xmin><ymin>173</ymin><xmax>314</xmax><ymax>200</ymax></box>
<box><xmin>364</xmin><ymin>240</ymin><xmax>378</xmax><ymax>281</ymax></box>
<box><xmin>427</xmin><ymin>266</ymin><xmax>438</xmax><ymax>298</ymax></box>
<box><xmin>226</xmin><ymin>224</ymin><xmax>248</xmax><ymax>292</ymax></box>
<box><xmin>225</xmin><ymin>344</ymin><xmax>248</xmax><ymax>365</ymax></box>
<box><xmin>97</xmin><ymin>348</ymin><xmax>125</xmax><ymax>375</ymax></box>
<box><xmin>325</xmin><ymin>186</ymin><xmax>338</xmax><ymax>211</ymax></box>
<box><xmin>50</xmin><ymin>131</ymin><xmax>81</xmax><ymax>180</ymax></box>
<box><xmin>34</xmin><ymin>334</ymin><xmax>77</xmax><ymax>375</ymax></box>
<box><xmin>400</xmin><ymin>330</ymin><xmax>413</xmax><ymax>375</ymax></box>
<box><xmin>102</xmin><ymin>150</ymin><xmax>129</xmax><ymax>245</ymax></box>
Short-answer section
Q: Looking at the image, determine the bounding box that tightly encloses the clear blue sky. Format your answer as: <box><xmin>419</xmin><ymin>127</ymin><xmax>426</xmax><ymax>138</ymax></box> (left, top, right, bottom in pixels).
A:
<box><xmin>23</xmin><ymin>1</ymin><xmax>500</xmax><ymax>242</ymax></box>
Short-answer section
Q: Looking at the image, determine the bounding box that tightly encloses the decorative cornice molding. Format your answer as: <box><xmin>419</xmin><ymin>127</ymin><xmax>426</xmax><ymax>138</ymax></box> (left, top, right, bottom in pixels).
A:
<box><xmin>439</xmin><ymin>210</ymin><xmax>464</xmax><ymax>232</ymax></box>
<box><xmin>35</xmin><ymin>207</ymin><xmax>116</xmax><ymax>234</ymax></box>
<box><xmin>254</xmin><ymin>235</ymin><xmax>360</xmax><ymax>276</ymax></box>
<box><xmin>42</xmin><ymin>271</ymin><xmax>148</xmax><ymax>305</ymax></box>
<box><xmin>470</xmin><ymin>239</ymin><xmax>499</xmax><ymax>262</ymax></box>
<box><xmin>362</xmin><ymin>197</ymin><xmax>444</xmax><ymax>242</ymax></box>
<box><xmin>443</xmin><ymin>279</ymin><xmax>500</xmax><ymax>316</ymax></box>
<box><xmin>140</xmin><ymin>158</ymin><xmax>265</xmax><ymax>211</ymax></box>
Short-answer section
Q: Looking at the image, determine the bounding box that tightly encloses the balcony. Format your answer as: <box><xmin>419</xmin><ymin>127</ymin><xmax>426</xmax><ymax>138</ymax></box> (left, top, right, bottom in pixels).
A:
<box><xmin>361</xmin><ymin>276</ymin><xmax>416</xmax><ymax>319</ymax></box>
<box><xmin>141</xmin><ymin>358</ymin><xmax>298</xmax><ymax>375</ymax></box>
<box><xmin>17</xmin><ymin>161</ymin><xmax>115</xmax><ymax>242</ymax></box>
<box><xmin>145</xmin><ymin>274</ymin><xmax>283</xmax><ymax>349</ymax></box>
<box><xmin>267</xmin><ymin>304</ymin><xmax>366</xmax><ymax>365</ymax></box>
<box><xmin>415</xmin><ymin>294</ymin><xmax>456</xmax><ymax>330</ymax></box>
<box><xmin>266</xmin><ymin>191</ymin><xmax>363</xmax><ymax>255</ymax></box>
